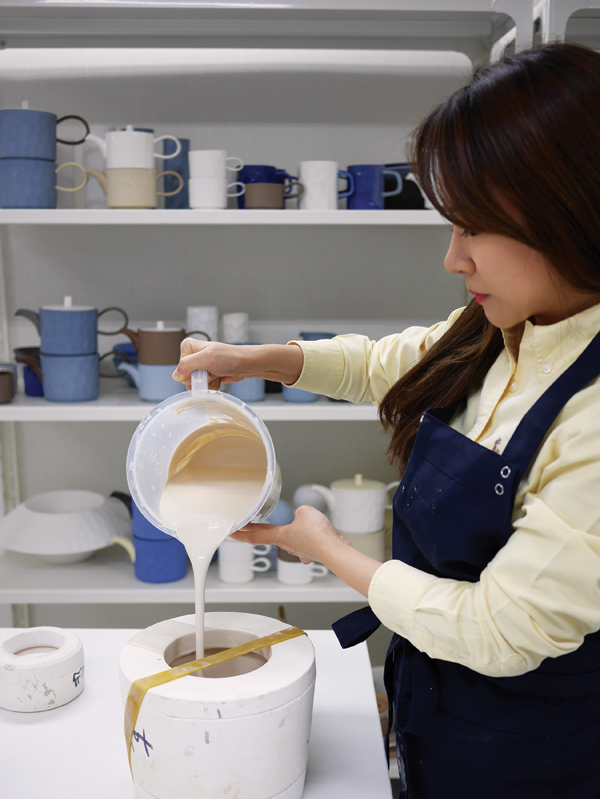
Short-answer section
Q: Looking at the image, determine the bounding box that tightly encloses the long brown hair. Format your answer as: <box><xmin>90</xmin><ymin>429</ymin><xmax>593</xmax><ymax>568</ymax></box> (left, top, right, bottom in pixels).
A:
<box><xmin>380</xmin><ymin>42</ymin><xmax>600</xmax><ymax>471</ymax></box>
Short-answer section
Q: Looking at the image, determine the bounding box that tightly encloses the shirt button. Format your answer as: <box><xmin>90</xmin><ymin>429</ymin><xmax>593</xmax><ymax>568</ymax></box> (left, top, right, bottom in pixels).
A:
<box><xmin>509</xmin><ymin>381</ymin><xmax>518</xmax><ymax>392</ymax></box>
<box><xmin>542</xmin><ymin>361</ymin><xmax>552</xmax><ymax>374</ymax></box>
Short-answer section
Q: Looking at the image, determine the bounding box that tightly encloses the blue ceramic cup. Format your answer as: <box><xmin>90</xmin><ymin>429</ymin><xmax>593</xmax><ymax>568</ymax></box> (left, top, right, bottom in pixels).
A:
<box><xmin>131</xmin><ymin>500</ymin><xmax>188</xmax><ymax>583</ymax></box>
<box><xmin>116</xmin><ymin>362</ymin><xmax>186</xmax><ymax>402</ymax></box>
<box><xmin>0</xmin><ymin>158</ymin><xmax>88</xmax><ymax>209</ymax></box>
<box><xmin>282</xmin><ymin>384</ymin><xmax>318</xmax><ymax>403</ymax></box>
<box><xmin>384</xmin><ymin>162</ymin><xmax>426</xmax><ymax>210</ymax></box>
<box><xmin>40</xmin><ymin>352</ymin><xmax>101</xmax><ymax>402</ymax></box>
<box><xmin>0</xmin><ymin>109</ymin><xmax>89</xmax><ymax>160</ymax></box>
<box><xmin>163</xmin><ymin>137</ymin><xmax>189</xmax><ymax>209</ymax></box>
<box><xmin>346</xmin><ymin>164</ymin><xmax>402</xmax><ymax>210</ymax></box>
<box><xmin>228</xmin><ymin>378</ymin><xmax>266</xmax><ymax>403</ymax></box>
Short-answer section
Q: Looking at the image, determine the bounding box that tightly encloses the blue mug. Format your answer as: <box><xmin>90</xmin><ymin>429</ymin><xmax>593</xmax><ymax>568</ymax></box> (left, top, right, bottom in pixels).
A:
<box><xmin>163</xmin><ymin>137</ymin><xmax>189</xmax><ymax>209</ymax></box>
<box><xmin>299</xmin><ymin>331</ymin><xmax>336</xmax><ymax>341</ymax></box>
<box><xmin>0</xmin><ymin>109</ymin><xmax>89</xmax><ymax>160</ymax></box>
<box><xmin>40</xmin><ymin>352</ymin><xmax>108</xmax><ymax>402</ymax></box>
<box><xmin>237</xmin><ymin>165</ymin><xmax>298</xmax><ymax>209</ymax></box>
<box><xmin>228</xmin><ymin>378</ymin><xmax>266</xmax><ymax>403</ymax></box>
<box><xmin>384</xmin><ymin>162</ymin><xmax>426</xmax><ymax>210</ymax></box>
<box><xmin>346</xmin><ymin>164</ymin><xmax>402</xmax><ymax>210</ymax></box>
<box><xmin>0</xmin><ymin>158</ymin><xmax>88</xmax><ymax>209</ymax></box>
<box><xmin>131</xmin><ymin>500</ymin><xmax>188</xmax><ymax>583</ymax></box>
<box><xmin>282</xmin><ymin>384</ymin><xmax>318</xmax><ymax>403</ymax></box>
<box><xmin>16</xmin><ymin>302</ymin><xmax>129</xmax><ymax>356</ymax></box>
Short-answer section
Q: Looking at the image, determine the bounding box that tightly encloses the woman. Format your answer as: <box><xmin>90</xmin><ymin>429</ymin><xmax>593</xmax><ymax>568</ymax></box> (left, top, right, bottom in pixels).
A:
<box><xmin>173</xmin><ymin>43</ymin><xmax>600</xmax><ymax>798</ymax></box>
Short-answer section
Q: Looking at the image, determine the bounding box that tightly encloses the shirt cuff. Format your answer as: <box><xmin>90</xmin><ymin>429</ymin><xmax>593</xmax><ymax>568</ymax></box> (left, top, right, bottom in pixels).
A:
<box><xmin>368</xmin><ymin>559</ymin><xmax>438</xmax><ymax>641</ymax></box>
<box><xmin>286</xmin><ymin>340</ymin><xmax>345</xmax><ymax>396</ymax></box>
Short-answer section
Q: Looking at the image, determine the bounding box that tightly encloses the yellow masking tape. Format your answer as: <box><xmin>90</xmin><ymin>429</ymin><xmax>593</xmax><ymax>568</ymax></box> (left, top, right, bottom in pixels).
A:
<box><xmin>124</xmin><ymin>625</ymin><xmax>307</xmax><ymax>774</ymax></box>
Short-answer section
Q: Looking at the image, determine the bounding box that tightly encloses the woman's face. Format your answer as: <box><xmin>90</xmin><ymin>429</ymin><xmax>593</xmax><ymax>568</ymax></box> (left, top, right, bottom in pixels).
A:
<box><xmin>444</xmin><ymin>227</ymin><xmax>600</xmax><ymax>328</ymax></box>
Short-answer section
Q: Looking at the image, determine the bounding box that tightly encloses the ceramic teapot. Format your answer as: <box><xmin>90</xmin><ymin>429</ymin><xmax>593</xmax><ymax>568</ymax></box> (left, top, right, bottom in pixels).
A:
<box><xmin>85</xmin><ymin>125</ymin><xmax>181</xmax><ymax>169</ymax></box>
<box><xmin>0</xmin><ymin>490</ymin><xmax>135</xmax><ymax>564</ymax></box>
<box><xmin>309</xmin><ymin>473</ymin><xmax>400</xmax><ymax>534</ymax></box>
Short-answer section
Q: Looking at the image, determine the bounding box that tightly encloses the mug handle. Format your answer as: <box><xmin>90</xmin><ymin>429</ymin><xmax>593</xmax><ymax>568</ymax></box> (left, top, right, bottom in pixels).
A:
<box><xmin>56</xmin><ymin>115</ymin><xmax>90</xmax><ymax>146</ymax></box>
<box><xmin>55</xmin><ymin>162</ymin><xmax>88</xmax><ymax>193</ymax></box>
<box><xmin>156</xmin><ymin>171</ymin><xmax>184</xmax><ymax>197</ymax></box>
<box><xmin>282</xmin><ymin>180</ymin><xmax>304</xmax><ymax>201</ymax></box>
<box><xmin>186</xmin><ymin>329</ymin><xmax>211</xmax><ymax>342</ymax></box>
<box><xmin>154</xmin><ymin>135</ymin><xmax>181</xmax><ymax>160</ymax></box>
<box><xmin>225</xmin><ymin>156</ymin><xmax>244</xmax><ymax>172</ymax></box>
<box><xmin>98</xmin><ymin>350</ymin><xmax>126</xmax><ymax>379</ymax></box>
<box><xmin>97</xmin><ymin>307</ymin><xmax>130</xmax><ymax>336</ymax></box>
<box><xmin>382</xmin><ymin>169</ymin><xmax>403</xmax><ymax>198</ymax></box>
<box><xmin>385</xmin><ymin>480</ymin><xmax>401</xmax><ymax>510</ymax></box>
<box><xmin>337</xmin><ymin>171</ymin><xmax>354</xmax><ymax>199</ymax></box>
<box><xmin>227</xmin><ymin>181</ymin><xmax>246</xmax><ymax>198</ymax></box>
<box><xmin>252</xmin><ymin>544</ymin><xmax>272</xmax><ymax>556</ymax></box>
<box><xmin>251</xmin><ymin>557</ymin><xmax>271</xmax><ymax>573</ymax></box>
<box><xmin>310</xmin><ymin>563</ymin><xmax>329</xmax><ymax>577</ymax></box>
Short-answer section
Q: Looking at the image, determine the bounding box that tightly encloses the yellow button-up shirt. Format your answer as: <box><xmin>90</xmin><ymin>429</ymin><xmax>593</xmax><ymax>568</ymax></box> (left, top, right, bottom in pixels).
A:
<box><xmin>292</xmin><ymin>303</ymin><xmax>600</xmax><ymax>678</ymax></box>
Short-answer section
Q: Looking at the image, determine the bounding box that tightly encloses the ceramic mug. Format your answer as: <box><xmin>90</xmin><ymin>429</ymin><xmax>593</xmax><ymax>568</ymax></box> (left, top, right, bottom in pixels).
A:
<box><xmin>0</xmin><ymin>371</ymin><xmax>14</xmax><ymax>403</ymax></box>
<box><xmin>0</xmin><ymin>105</ymin><xmax>89</xmax><ymax>160</ymax></box>
<box><xmin>116</xmin><ymin>362</ymin><xmax>186</xmax><ymax>402</ymax></box>
<box><xmin>119</xmin><ymin>322</ymin><xmax>209</xmax><ymax>366</ymax></box>
<box><xmin>276</xmin><ymin>548</ymin><xmax>328</xmax><ymax>584</ymax></box>
<box><xmin>346</xmin><ymin>164</ymin><xmax>402</xmax><ymax>210</ymax></box>
<box><xmin>228</xmin><ymin>377</ymin><xmax>265</xmax><ymax>403</ymax></box>
<box><xmin>85</xmin><ymin>126</ymin><xmax>181</xmax><ymax>170</ymax></box>
<box><xmin>282</xmin><ymin>384</ymin><xmax>318</xmax><ymax>403</ymax></box>
<box><xmin>186</xmin><ymin>306</ymin><xmax>218</xmax><ymax>343</ymax></box>
<box><xmin>243</xmin><ymin>182</ymin><xmax>304</xmax><ymax>209</ymax></box>
<box><xmin>237</xmin><ymin>165</ymin><xmax>303</xmax><ymax>209</ymax></box>
<box><xmin>188</xmin><ymin>150</ymin><xmax>244</xmax><ymax>209</ymax></box>
<box><xmin>0</xmin><ymin>159</ymin><xmax>88</xmax><ymax>208</ymax></box>
<box><xmin>39</xmin><ymin>352</ymin><xmax>115</xmax><ymax>402</ymax></box>
<box><xmin>218</xmin><ymin>538</ymin><xmax>272</xmax><ymax>583</ymax></box>
<box><xmin>86</xmin><ymin>167</ymin><xmax>183</xmax><ymax>209</ymax></box>
<box><xmin>384</xmin><ymin>162</ymin><xmax>432</xmax><ymax>210</ymax></box>
<box><xmin>221</xmin><ymin>312</ymin><xmax>249</xmax><ymax>344</ymax></box>
<box><xmin>131</xmin><ymin>499</ymin><xmax>189</xmax><ymax>583</ymax></box>
<box><xmin>16</xmin><ymin>299</ymin><xmax>129</xmax><ymax>357</ymax></box>
<box><xmin>310</xmin><ymin>474</ymin><xmax>400</xmax><ymax>534</ymax></box>
<box><xmin>298</xmin><ymin>161</ymin><xmax>354</xmax><ymax>210</ymax></box>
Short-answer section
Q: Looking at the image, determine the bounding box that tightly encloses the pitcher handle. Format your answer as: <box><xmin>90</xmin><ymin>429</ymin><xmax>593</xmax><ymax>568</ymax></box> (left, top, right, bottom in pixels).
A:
<box><xmin>191</xmin><ymin>369</ymin><xmax>209</xmax><ymax>396</ymax></box>
<box><xmin>55</xmin><ymin>162</ymin><xmax>88</xmax><ymax>193</ymax></box>
<box><xmin>156</xmin><ymin>170</ymin><xmax>183</xmax><ymax>197</ymax></box>
<box><xmin>97</xmin><ymin>306</ymin><xmax>129</xmax><ymax>336</ymax></box>
<box><xmin>56</xmin><ymin>115</ymin><xmax>90</xmax><ymax>146</ymax></box>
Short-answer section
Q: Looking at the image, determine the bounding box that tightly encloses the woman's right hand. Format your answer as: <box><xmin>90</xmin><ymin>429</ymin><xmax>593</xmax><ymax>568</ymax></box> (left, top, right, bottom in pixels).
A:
<box><xmin>172</xmin><ymin>339</ymin><xmax>304</xmax><ymax>391</ymax></box>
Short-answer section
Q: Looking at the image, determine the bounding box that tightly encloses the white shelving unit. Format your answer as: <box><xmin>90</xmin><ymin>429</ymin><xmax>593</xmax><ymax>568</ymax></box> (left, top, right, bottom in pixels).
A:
<box><xmin>0</xmin><ymin>0</ymin><xmax>590</xmax><ymax>636</ymax></box>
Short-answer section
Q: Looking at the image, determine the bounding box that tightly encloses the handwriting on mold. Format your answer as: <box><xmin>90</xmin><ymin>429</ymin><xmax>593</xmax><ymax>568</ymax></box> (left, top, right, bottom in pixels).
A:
<box><xmin>133</xmin><ymin>729</ymin><xmax>154</xmax><ymax>757</ymax></box>
<box><xmin>72</xmin><ymin>666</ymin><xmax>84</xmax><ymax>687</ymax></box>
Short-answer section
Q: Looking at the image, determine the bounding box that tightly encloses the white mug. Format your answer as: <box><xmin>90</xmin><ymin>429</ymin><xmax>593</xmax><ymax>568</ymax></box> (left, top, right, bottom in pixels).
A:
<box><xmin>221</xmin><ymin>312</ymin><xmax>249</xmax><ymax>344</ymax></box>
<box><xmin>309</xmin><ymin>474</ymin><xmax>400</xmax><ymax>534</ymax></box>
<box><xmin>187</xmin><ymin>306</ymin><xmax>219</xmax><ymax>342</ymax></box>
<box><xmin>218</xmin><ymin>538</ymin><xmax>272</xmax><ymax>583</ymax></box>
<box><xmin>277</xmin><ymin>551</ymin><xmax>329</xmax><ymax>585</ymax></box>
<box><xmin>298</xmin><ymin>160</ymin><xmax>354</xmax><ymax>210</ymax></box>
<box><xmin>85</xmin><ymin>125</ymin><xmax>182</xmax><ymax>170</ymax></box>
<box><xmin>189</xmin><ymin>149</ymin><xmax>243</xmax><ymax>179</ymax></box>
<box><xmin>189</xmin><ymin>177</ymin><xmax>245</xmax><ymax>209</ymax></box>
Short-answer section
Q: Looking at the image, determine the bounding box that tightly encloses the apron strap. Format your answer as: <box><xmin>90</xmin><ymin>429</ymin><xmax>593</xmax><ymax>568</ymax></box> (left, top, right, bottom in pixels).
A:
<box><xmin>503</xmin><ymin>329</ymin><xmax>600</xmax><ymax>469</ymax></box>
<box><xmin>331</xmin><ymin>605</ymin><xmax>381</xmax><ymax>648</ymax></box>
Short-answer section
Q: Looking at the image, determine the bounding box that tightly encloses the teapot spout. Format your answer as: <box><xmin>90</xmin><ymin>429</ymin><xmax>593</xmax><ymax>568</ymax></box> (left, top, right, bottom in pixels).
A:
<box><xmin>85</xmin><ymin>133</ymin><xmax>108</xmax><ymax>160</ymax></box>
<box><xmin>15</xmin><ymin>308</ymin><xmax>40</xmax><ymax>335</ymax></box>
<box><xmin>119</xmin><ymin>327</ymin><xmax>140</xmax><ymax>352</ymax></box>
<box><xmin>85</xmin><ymin>167</ymin><xmax>108</xmax><ymax>195</ymax></box>
<box><xmin>116</xmin><ymin>362</ymin><xmax>140</xmax><ymax>388</ymax></box>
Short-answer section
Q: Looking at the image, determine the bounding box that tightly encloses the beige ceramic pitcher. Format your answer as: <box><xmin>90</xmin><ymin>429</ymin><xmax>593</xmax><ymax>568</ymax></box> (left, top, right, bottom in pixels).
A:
<box><xmin>86</xmin><ymin>167</ymin><xmax>183</xmax><ymax>209</ymax></box>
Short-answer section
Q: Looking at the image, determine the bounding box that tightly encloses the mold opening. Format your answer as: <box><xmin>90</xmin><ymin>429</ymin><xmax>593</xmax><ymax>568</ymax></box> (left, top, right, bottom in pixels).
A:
<box><xmin>3</xmin><ymin>630</ymin><xmax>66</xmax><ymax>656</ymax></box>
<box><xmin>15</xmin><ymin>646</ymin><xmax>59</xmax><ymax>656</ymax></box>
<box><xmin>164</xmin><ymin>630</ymin><xmax>271</xmax><ymax>679</ymax></box>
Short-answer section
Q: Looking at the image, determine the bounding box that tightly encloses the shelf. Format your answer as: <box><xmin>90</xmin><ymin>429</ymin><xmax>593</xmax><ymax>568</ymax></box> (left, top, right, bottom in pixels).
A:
<box><xmin>0</xmin><ymin>1</ymin><xmax>515</xmax><ymax>56</ymax></box>
<box><xmin>0</xmin><ymin>387</ymin><xmax>378</xmax><ymax>422</ymax></box>
<box><xmin>0</xmin><ymin>209</ymin><xmax>448</xmax><ymax>226</ymax></box>
<box><xmin>0</xmin><ymin>547</ymin><xmax>364</xmax><ymax>604</ymax></box>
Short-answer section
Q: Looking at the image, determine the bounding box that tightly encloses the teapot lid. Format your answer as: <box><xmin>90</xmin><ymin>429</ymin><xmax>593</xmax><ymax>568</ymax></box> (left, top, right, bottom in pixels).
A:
<box><xmin>42</xmin><ymin>296</ymin><xmax>93</xmax><ymax>312</ymax></box>
<box><xmin>139</xmin><ymin>320</ymin><xmax>184</xmax><ymax>333</ymax></box>
<box><xmin>331</xmin><ymin>474</ymin><xmax>385</xmax><ymax>492</ymax></box>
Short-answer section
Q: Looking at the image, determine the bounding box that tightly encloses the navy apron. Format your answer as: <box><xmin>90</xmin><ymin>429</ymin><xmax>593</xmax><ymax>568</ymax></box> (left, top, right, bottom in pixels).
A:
<box><xmin>333</xmin><ymin>330</ymin><xmax>600</xmax><ymax>798</ymax></box>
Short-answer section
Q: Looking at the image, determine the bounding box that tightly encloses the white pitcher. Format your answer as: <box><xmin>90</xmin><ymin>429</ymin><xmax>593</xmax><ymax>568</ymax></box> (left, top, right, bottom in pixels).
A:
<box><xmin>85</xmin><ymin>125</ymin><xmax>181</xmax><ymax>169</ymax></box>
<box><xmin>309</xmin><ymin>473</ymin><xmax>399</xmax><ymax>534</ymax></box>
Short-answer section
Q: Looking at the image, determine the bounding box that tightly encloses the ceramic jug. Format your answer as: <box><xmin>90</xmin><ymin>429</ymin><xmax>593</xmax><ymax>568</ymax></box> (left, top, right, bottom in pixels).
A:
<box><xmin>85</xmin><ymin>125</ymin><xmax>181</xmax><ymax>169</ymax></box>
<box><xmin>309</xmin><ymin>473</ymin><xmax>400</xmax><ymax>534</ymax></box>
<box><xmin>16</xmin><ymin>296</ymin><xmax>129</xmax><ymax>356</ymax></box>
<box><xmin>117</xmin><ymin>322</ymin><xmax>210</xmax><ymax>402</ymax></box>
<box><xmin>86</xmin><ymin>166</ymin><xmax>183</xmax><ymax>209</ymax></box>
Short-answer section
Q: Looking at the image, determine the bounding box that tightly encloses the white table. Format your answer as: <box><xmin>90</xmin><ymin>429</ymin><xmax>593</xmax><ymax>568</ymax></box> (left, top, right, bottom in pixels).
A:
<box><xmin>0</xmin><ymin>628</ymin><xmax>393</xmax><ymax>799</ymax></box>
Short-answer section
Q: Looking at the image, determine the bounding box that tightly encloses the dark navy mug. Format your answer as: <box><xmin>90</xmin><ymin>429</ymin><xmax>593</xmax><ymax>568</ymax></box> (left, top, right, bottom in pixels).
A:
<box><xmin>131</xmin><ymin>500</ymin><xmax>189</xmax><ymax>583</ymax></box>
<box><xmin>163</xmin><ymin>137</ymin><xmax>189</xmax><ymax>209</ymax></box>
<box><xmin>384</xmin><ymin>162</ymin><xmax>426</xmax><ymax>209</ymax></box>
<box><xmin>346</xmin><ymin>164</ymin><xmax>402</xmax><ymax>210</ymax></box>
<box><xmin>0</xmin><ymin>108</ymin><xmax>89</xmax><ymax>161</ymax></box>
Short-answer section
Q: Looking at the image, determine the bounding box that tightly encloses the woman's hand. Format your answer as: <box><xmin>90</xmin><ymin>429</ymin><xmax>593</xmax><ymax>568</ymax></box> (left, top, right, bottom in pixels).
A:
<box><xmin>231</xmin><ymin>504</ymin><xmax>383</xmax><ymax>598</ymax></box>
<box><xmin>172</xmin><ymin>339</ymin><xmax>304</xmax><ymax>391</ymax></box>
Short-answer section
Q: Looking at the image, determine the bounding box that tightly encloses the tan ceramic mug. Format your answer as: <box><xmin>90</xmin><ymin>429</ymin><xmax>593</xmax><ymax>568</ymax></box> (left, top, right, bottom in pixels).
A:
<box><xmin>244</xmin><ymin>181</ymin><xmax>304</xmax><ymax>209</ymax></box>
<box><xmin>86</xmin><ymin>167</ymin><xmax>183</xmax><ymax>209</ymax></box>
